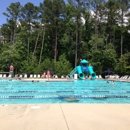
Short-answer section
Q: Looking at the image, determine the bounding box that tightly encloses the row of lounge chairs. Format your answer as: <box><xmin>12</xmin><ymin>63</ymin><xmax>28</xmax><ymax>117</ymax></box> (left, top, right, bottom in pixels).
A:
<box><xmin>0</xmin><ymin>74</ymin><xmax>25</xmax><ymax>78</ymax></box>
<box><xmin>0</xmin><ymin>74</ymin><xmax>69</xmax><ymax>79</ymax></box>
<box><xmin>1</xmin><ymin>73</ymin><xmax>129</xmax><ymax>81</ymax></box>
<box><xmin>0</xmin><ymin>74</ymin><xmax>103</xmax><ymax>79</ymax></box>
<box><xmin>105</xmin><ymin>75</ymin><xmax>130</xmax><ymax>81</ymax></box>
<box><xmin>0</xmin><ymin>74</ymin><xmax>7</xmax><ymax>78</ymax></box>
<box><xmin>118</xmin><ymin>75</ymin><xmax>130</xmax><ymax>81</ymax></box>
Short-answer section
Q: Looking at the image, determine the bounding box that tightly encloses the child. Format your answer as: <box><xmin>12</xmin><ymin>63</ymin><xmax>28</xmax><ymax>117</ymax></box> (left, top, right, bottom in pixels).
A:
<box><xmin>47</xmin><ymin>70</ymin><xmax>50</xmax><ymax>79</ymax></box>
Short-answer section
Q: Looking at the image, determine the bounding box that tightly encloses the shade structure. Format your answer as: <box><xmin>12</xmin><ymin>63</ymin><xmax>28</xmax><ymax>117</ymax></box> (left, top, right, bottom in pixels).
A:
<box><xmin>104</xmin><ymin>69</ymin><xmax>114</xmax><ymax>74</ymax></box>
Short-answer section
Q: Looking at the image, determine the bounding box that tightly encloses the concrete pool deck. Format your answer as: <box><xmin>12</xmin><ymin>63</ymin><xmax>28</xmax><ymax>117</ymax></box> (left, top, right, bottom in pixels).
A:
<box><xmin>0</xmin><ymin>104</ymin><xmax>130</xmax><ymax>130</ymax></box>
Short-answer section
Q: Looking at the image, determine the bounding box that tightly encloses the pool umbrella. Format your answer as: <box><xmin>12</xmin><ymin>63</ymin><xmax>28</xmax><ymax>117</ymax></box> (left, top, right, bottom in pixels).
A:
<box><xmin>49</xmin><ymin>69</ymin><xmax>54</xmax><ymax>72</ymax></box>
<box><xmin>104</xmin><ymin>69</ymin><xmax>114</xmax><ymax>75</ymax></box>
<box><xmin>7</xmin><ymin>61</ymin><xmax>11</xmax><ymax>68</ymax></box>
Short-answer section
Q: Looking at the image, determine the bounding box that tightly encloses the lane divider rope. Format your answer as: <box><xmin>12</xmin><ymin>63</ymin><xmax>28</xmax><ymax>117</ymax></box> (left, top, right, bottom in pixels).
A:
<box><xmin>0</xmin><ymin>95</ymin><xmax>130</xmax><ymax>99</ymax></box>
<box><xmin>0</xmin><ymin>90</ymin><xmax>129</xmax><ymax>93</ymax></box>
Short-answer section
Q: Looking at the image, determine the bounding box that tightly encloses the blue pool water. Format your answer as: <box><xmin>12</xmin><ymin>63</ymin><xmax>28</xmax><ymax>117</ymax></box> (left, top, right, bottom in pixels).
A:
<box><xmin>0</xmin><ymin>79</ymin><xmax>130</xmax><ymax>104</ymax></box>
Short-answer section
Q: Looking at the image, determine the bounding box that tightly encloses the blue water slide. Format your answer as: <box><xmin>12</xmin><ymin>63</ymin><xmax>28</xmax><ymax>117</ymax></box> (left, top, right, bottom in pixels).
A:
<box><xmin>69</xmin><ymin>67</ymin><xmax>77</xmax><ymax>78</ymax></box>
<box><xmin>88</xmin><ymin>66</ymin><xmax>96</xmax><ymax>79</ymax></box>
<box><xmin>76</xmin><ymin>66</ymin><xmax>85</xmax><ymax>79</ymax></box>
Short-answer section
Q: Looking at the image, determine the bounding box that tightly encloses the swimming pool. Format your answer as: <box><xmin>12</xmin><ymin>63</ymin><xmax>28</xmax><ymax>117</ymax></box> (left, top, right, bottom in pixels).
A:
<box><xmin>0</xmin><ymin>79</ymin><xmax>130</xmax><ymax>104</ymax></box>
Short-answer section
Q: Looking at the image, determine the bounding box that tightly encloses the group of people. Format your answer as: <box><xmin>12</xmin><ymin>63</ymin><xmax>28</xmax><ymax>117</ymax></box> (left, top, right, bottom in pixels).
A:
<box><xmin>41</xmin><ymin>70</ymin><xmax>50</xmax><ymax>79</ymax></box>
<box><xmin>8</xmin><ymin>63</ymin><xmax>51</xmax><ymax>80</ymax></box>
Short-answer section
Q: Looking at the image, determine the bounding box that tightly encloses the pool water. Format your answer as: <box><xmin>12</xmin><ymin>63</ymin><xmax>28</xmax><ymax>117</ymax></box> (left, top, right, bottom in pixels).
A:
<box><xmin>0</xmin><ymin>79</ymin><xmax>130</xmax><ymax>104</ymax></box>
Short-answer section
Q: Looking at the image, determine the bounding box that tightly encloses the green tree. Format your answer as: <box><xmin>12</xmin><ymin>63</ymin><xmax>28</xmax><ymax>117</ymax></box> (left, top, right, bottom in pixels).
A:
<box><xmin>116</xmin><ymin>52</ymin><xmax>130</xmax><ymax>74</ymax></box>
<box><xmin>41</xmin><ymin>0</ymin><xmax>66</xmax><ymax>61</ymax></box>
<box><xmin>115</xmin><ymin>0</ymin><xmax>130</xmax><ymax>56</ymax></box>
<box><xmin>68</xmin><ymin>0</ymin><xmax>89</xmax><ymax>66</ymax></box>
<box><xmin>3</xmin><ymin>2</ymin><xmax>22</xmax><ymax>44</ymax></box>
<box><xmin>0</xmin><ymin>42</ymin><xmax>24</xmax><ymax>73</ymax></box>
<box><xmin>54</xmin><ymin>54</ymin><xmax>72</xmax><ymax>76</ymax></box>
<box><xmin>21</xmin><ymin>2</ymin><xmax>36</xmax><ymax>61</ymax></box>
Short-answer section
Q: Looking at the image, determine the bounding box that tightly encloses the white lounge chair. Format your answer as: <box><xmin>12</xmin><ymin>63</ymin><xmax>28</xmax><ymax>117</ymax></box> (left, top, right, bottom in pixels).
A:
<box><xmin>30</xmin><ymin>74</ymin><xmax>33</xmax><ymax>78</ymax></box>
<box><xmin>0</xmin><ymin>74</ymin><xmax>2</xmax><ymax>78</ymax></box>
<box><xmin>34</xmin><ymin>74</ymin><xmax>37</xmax><ymax>78</ymax></box>
<box><xmin>3</xmin><ymin>74</ymin><xmax>6</xmax><ymax>78</ymax></box>
<box><xmin>123</xmin><ymin>75</ymin><xmax>129</xmax><ymax>80</ymax></box>
<box><xmin>19</xmin><ymin>74</ymin><xmax>23</xmax><ymax>78</ymax></box>
<box><xmin>55</xmin><ymin>75</ymin><xmax>58</xmax><ymax>79</ymax></box>
<box><xmin>99</xmin><ymin>75</ymin><xmax>102</xmax><ymax>79</ymax></box>
<box><xmin>61</xmin><ymin>75</ymin><xmax>65</xmax><ymax>79</ymax></box>
<box><xmin>127</xmin><ymin>76</ymin><xmax>130</xmax><ymax>80</ymax></box>
<box><xmin>24</xmin><ymin>74</ymin><xmax>27</xmax><ymax>78</ymax></box>
<box><xmin>66</xmin><ymin>75</ymin><xmax>69</xmax><ymax>79</ymax></box>
<box><xmin>8</xmin><ymin>74</ymin><xmax>12</xmax><ymax>78</ymax></box>
<box><xmin>37</xmin><ymin>74</ymin><xmax>41</xmax><ymax>78</ymax></box>
<box><xmin>52</xmin><ymin>75</ymin><xmax>57</xmax><ymax>78</ymax></box>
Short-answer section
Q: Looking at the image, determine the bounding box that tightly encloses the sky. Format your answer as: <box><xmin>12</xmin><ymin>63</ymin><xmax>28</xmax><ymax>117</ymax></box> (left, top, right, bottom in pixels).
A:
<box><xmin>0</xmin><ymin>0</ymin><xmax>43</xmax><ymax>25</ymax></box>
<box><xmin>0</xmin><ymin>0</ymin><xmax>67</xmax><ymax>26</ymax></box>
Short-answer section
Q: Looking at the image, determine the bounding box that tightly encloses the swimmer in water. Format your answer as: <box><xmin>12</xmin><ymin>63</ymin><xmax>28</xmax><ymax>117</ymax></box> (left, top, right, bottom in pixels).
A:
<box><xmin>111</xmin><ymin>80</ymin><xmax>114</xmax><ymax>84</ymax></box>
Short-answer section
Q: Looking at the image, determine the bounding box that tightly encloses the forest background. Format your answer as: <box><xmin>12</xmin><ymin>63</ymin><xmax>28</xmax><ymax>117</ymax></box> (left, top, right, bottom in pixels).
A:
<box><xmin>0</xmin><ymin>0</ymin><xmax>130</xmax><ymax>77</ymax></box>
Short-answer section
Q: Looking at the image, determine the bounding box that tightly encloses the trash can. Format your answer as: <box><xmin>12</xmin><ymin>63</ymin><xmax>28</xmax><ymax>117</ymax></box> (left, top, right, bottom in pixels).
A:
<box><xmin>74</xmin><ymin>74</ymin><xmax>78</xmax><ymax>79</ymax></box>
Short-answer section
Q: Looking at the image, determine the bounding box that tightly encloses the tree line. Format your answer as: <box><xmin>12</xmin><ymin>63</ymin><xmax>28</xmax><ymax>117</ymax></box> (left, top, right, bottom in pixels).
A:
<box><xmin>0</xmin><ymin>0</ymin><xmax>130</xmax><ymax>76</ymax></box>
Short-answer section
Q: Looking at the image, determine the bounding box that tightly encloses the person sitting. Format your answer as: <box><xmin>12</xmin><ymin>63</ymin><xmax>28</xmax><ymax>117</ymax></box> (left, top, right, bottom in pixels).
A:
<box><xmin>41</xmin><ymin>72</ymin><xmax>46</xmax><ymax>78</ymax></box>
<box><xmin>15</xmin><ymin>74</ymin><xmax>21</xmax><ymax>80</ymax></box>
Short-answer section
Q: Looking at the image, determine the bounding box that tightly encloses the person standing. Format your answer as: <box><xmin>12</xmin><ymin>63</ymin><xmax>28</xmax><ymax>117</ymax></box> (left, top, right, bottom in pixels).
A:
<box><xmin>9</xmin><ymin>64</ymin><xmax>14</xmax><ymax>78</ymax></box>
<box><xmin>47</xmin><ymin>70</ymin><xmax>50</xmax><ymax>80</ymax></box>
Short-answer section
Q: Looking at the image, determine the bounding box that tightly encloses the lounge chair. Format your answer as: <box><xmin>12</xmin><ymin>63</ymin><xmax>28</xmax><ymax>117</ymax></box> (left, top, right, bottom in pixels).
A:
<box><xmin>61</xmin><ymin>75</ymin><xmax>64</xmax><ymax>79</ymax></box>
<box><xmin>34</xmin><ymin>74</ymin><xmax>37</xmax><ymax>78</ymax></box>
<box><xmin>37</xmin><ymin>74</ymin><xmax>41</xmax><ymax>78</ymax></box>
<box><xmin>24</xmin><ymin>74</ymin><xmax>27</xmax><ymax>78</ymax></box>
<box><xmin>0</xmin><ymin>74</ymin><xmax>2</xmax><ymax>78</ymax></box>
<box><xmin>119</xmin><ymin>75</ymin><xmax>128</xmax><ymax>80</ymax></box>
<box><xmin>8</xmin><ymin>74</ymin><xmax>12</xmax><ymax>78</ymax></box>
<box><xmin>119</xmin><ymin>76</ymin><xmax>123</xmax><ymax>80</ymax></box>
<box><xmin>99</xmin><ymin>75</ymin><xmax>102</xmax><ymax>79</ymax></box>
<box><xmin>127</xmin><ymin>76</ymin><xmax>130</xmax><ymax>80</ymax></box>
<box><xmin>115</xmin><ymin>75</ymin><xmax>119</xmax><ymax>79</ymax></box>
<box><xmin>66</xmin><ymin>75</ymin><xmax>69</xmax><ymax>79</ymax></box>
<box><xmin>55</xmin><ymin>75</ymin><xmax>58</xmax><ymax>79</ymax></box>
<box><xmin>3</xmin><ymin>74</ymin><xmax>6</xmax><ymax>78</ymax></box>
<box><xmin>19</xmin><ymin>74</ymin><xmax>23</xmax><ymax>78</ymax></box>
<box><xmin>29</xmin><ymin>74</ymin><xmax>33</xmax><ymax>78</ymax></box>
<box><xmin>52</xmin><ymin>75</ymin><xmax>55</xmax><ymax>78</ymax></box>
<box><xmin>52</xmin><ymin>75</ymin><xmax>58</xmax><ymax>79</ymax></box>
<box><xmin>123</xmin><ymin>75</ymin><xmax>129</xmax><ymax>80</ymax></box>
